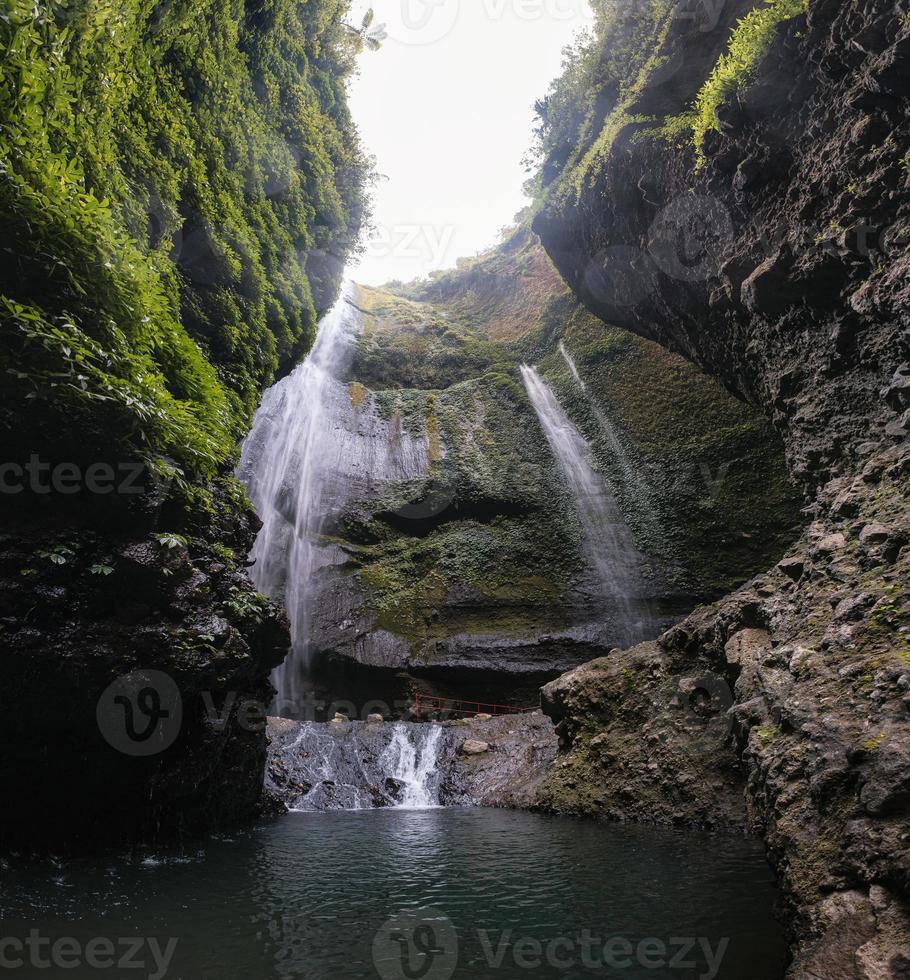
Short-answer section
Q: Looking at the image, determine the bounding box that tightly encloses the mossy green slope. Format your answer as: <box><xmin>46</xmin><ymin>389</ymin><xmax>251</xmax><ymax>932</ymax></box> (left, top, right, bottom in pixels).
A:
<box><xmin>333</xmin><ymin>285</ymin><xmax>581</xmax><ymax>657</ymax></box>
<box><xmin>402</xmin><ymin>227</ymin><xmax>802</xmax><ymax>598</ymax></box>
<box><xmin>0</xmin><ymin>0</ymin><xmax>370</xmax><ymax>480</ymax></box>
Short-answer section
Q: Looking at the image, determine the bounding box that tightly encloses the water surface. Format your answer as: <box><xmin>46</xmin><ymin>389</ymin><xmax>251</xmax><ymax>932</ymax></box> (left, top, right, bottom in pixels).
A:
<box><xmin>1</xmin><ymin>809</ymin><xmax>787</xmax><ymax>979</ymax></box>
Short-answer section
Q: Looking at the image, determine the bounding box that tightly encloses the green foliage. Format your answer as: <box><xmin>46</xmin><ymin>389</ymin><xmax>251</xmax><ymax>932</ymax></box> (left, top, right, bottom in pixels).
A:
<box><xmin>37</xmin><ymin>544</ymin><xmax>75</xmax><ymax>565</ymax></box>
<box><xmin>691</xmin><ymin>0</ymin><xmax>807</xmax><ymax>155</ymax></box>
<box><xmin>528</xmin><ymin>0</ymin><xmax>807</xmax><ymax>196</ymax></box>
<box><xmin>0</xmin><ymin>0</ymin><xmax>371</xmax><ymax>479</ymax></box>
<box><xmin>222</xmin><ymin>585</ymin><xmax>270</xmax><ymax>623</ymax></box>
<box><xmin>211</xmin><ymin>542</ymin><xmax>236</xmax><ymax>564</ymax></box>
<box><xmin>155</xmin><ymin>532</ymin><xmax>188</xmax><ymax>549</ymax></box>
<box><xmin>526</xmin><ymin>0</ymin><xmax>672</xmax><ymax>199</ymax></box>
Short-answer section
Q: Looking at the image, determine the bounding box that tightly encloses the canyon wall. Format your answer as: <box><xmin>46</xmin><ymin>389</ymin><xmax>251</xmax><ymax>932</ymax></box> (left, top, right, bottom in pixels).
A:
<box><xmin>0</xmin><ymin>0</ymin><xmax>369</xmax><ymax>846</ymax></box>
<box><xmin>298</xmin><ymin>237</ymin><xmax>800</xmax><ymax>711</ymax></box>
<box><xmin>531</xmin><ymin>0</ymin><xmax>910</xmax><ymax>974</ymax></box>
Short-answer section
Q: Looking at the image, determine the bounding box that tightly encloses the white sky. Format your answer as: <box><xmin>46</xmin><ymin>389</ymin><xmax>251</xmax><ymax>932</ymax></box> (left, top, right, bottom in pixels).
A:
<box><xmin>347</xmin><ymin>0</ymin><xmax>594</xmax><ymax>285</ymax></box>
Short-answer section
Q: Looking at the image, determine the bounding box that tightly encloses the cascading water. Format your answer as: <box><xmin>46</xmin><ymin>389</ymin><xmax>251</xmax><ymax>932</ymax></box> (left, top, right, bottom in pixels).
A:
<box><xmin>267</xmin><ymin>720</ymin><xmax>446</xmax><ymax>811</ymax></box>
<box><xmin>558</xmin><ymin>341</ymin><xmax>586</xmax><ymax>389</ymax></box>
<box><xmin>520</xmin><ymin>364</ymin><xmax>652</xmax><ymax>645</ymax></box>
<box><xmin>237</xmin><ymin>294</ymin><xmax>358</xmax><ymax>713</ymax></box>
<box><xmin>558</xmin><ymin>341</ymin><xmax>657</xmax><ymax>523</ymax></box>
<box><xmin>238</xmin><ymin>287</ymin><xmax>433</xmax><ymax>716</ymax></box>
<box><xmin>379</xmin><ymin>723</ymin><xmax>444</xmax><ymax>808</ymax></box>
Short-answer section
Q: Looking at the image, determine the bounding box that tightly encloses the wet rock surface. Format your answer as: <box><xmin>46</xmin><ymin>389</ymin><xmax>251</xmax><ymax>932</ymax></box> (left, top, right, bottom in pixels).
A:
<box><xmin>264</xmin><ymin>712</ymin><xmax>557</xmax><ymax>812</ymax></box>
<box><xmin>0</xmin><ymin>486</ymin><xmax>290</xmax><ymax>848</ymax></box>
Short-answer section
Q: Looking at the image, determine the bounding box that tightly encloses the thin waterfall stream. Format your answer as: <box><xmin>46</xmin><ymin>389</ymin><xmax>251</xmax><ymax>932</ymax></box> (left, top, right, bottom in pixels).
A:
<box><xmin>558</xmin><ymin>340</ymin><xmax>658</xmax><ymax>527</ymax></box>
<box><xmin>520</xmin><ymin>364</ymin><xmax>653</xmax><ymax>646</ymax></box>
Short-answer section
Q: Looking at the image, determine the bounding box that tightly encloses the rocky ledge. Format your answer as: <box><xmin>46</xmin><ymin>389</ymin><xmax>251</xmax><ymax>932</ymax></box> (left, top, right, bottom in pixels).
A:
<box><xmin>531</xmin><ymin>0</ymin><xmax>910</xmax><ymax>974</ymax></box>
<box><xmin>264</xmin><ymin>712</ymin><xmax>557</xmax><ymax>812</ymax></box>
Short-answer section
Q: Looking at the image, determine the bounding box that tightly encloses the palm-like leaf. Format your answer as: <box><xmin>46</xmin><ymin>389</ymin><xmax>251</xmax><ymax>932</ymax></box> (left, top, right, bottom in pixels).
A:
<box><xmin>362</xmin><ymin>8</ymin><xmax>374</xmax><ymax>29</ymax></box>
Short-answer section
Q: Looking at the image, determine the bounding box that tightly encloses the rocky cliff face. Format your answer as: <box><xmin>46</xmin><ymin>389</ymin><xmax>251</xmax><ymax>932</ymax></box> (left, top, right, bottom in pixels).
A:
<box><xmin>532</xmin><ymin>0</ymin><xmax>910</xmax><ymax>974</ymax></box>
<box><xmin>0</xmin><ymin>0</ymin><xmax>367</xmax><ymax>847</ymax></box>
<box><xmin>299</xmin><ymin>254</ymin><xmax>800</xmax><ymax>711</ymax></box>
<box><xmin>0</xmin><ymin>485</ymin><xmax>289</xmax><ymax>848</ymax></box>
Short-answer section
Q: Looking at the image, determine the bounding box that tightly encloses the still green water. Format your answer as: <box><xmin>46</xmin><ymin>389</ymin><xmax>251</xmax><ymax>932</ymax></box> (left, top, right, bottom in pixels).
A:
<box><xmin>1</xmin><ymin>808</ymin><xmax>787</xmax><ymax>979</ymax></box>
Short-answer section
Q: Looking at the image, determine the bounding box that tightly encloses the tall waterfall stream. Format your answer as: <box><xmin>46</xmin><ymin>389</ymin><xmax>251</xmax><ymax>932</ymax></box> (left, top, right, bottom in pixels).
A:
<box><xmin>520</xmin><ymin>364</ymin><xmax>654</xmax><ymax>647</ymax></box>
<box><xmin>238</xmin><ymin>294</ymin><xmax>429</xmax><ymax>714</ymax></box>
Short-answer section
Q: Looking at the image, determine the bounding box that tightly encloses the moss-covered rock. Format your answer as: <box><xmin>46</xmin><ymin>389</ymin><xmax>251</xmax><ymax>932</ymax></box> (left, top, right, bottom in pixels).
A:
<box><xmin>309</xmin><ymin>244</ymin><xmax>800</xmax><ymax>706</ymax></box>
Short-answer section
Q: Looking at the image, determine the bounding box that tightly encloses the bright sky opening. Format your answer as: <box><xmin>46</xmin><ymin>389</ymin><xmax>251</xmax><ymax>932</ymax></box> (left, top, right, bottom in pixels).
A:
<box><xmin>347</xmin><ymin>0</ymin><xmax>594</xmax><ymax>286</ymax></box>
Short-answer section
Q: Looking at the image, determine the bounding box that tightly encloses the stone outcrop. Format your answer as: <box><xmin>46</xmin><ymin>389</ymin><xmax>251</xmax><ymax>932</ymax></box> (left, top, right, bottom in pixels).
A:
<box><xmin>264</xmin><ymin>712</ymin><xmax>557</xmax><ymax>811</ymax></box>
<box><xmin>0</xmin><ymin>485</ymin><xmax>289</xmax><ymax>848</ymax></box>
<box><xmin>303</xmin><ymin>252</ymin><xmax>800</xmax><ymax>710</ymax></box>
<box><xmin>532</xmin><ymin>0</ymin><xmax>910</xmax><ymax>973</ymax></box>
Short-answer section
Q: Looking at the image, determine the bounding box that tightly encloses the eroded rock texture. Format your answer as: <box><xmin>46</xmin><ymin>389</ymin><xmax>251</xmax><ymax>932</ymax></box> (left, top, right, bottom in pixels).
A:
<box><xmin>0</xmin><ymin>486</ymin><xmax>289</xmax><ymax>848</ymax></box>
<box><xmin>533</xmin><ymin>0</ymin><xmax>910</xmax><ymax>974</ymax></box>
<box><xmin>300</xmin><ymin>258</ymin><xmax>800</xmax><ymax>710</ymax></box>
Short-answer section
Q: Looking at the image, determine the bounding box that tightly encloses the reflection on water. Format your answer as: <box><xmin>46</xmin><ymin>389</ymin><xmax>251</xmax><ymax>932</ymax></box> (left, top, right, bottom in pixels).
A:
<box><xmin>1</xmin><ymin>809</ymin><xmax>787</xmax><ymax>979</ymax></box>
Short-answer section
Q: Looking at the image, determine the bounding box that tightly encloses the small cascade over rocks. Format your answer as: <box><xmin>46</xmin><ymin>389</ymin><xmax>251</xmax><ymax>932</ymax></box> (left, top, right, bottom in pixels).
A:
<box><xmin>520</xmin><ymin>364</ymin><xmax>654</xmax><ymax>646</ymax></box>
<box><xmin>380</xmin><ymin>723</ymin><xmax>445</xmax><ymax>808</ymax></box>
<box><xmin>266</xmin><ymin>713</ymin><xmax>559</xmax><ymax>812</ymax></box>
<box><xmin>266</xmin><ymin>719</ymin><xmax>448</xmax><ymax>811</ymax></box>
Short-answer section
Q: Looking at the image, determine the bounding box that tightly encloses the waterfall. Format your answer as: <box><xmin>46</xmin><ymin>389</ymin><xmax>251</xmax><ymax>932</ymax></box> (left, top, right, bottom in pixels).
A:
<box><xmin>558</xmin><ymin>341</ymin><xmax>657</xmax><ymax>523</ymax></box>
<box><xmin>267</xmin><ymin>721</ymin><xmax>446</xmax><ymax>811</ymax></box>
<box><xmin>558</xmin><ymin>341</ymin><xmax>586</xmax><ymax>390</ymax></box>
<box><xmin>520</xmin><ymin>364</ymin><xmax>652</xmax><ymax>646</ymax></box>
<box><xmin>237</xmin><ymin>295</ymin><xmax>358</xmax><ymax>712</ymax></box>
<box><xmin>238</xmin><ymin>288</ymin><xmax>432</xmax><ymax>716</ymax></box>
<box><xmin>380</xmin><ymin>723</ymin><xmax>444</xmax><ymax>809</ymax></box>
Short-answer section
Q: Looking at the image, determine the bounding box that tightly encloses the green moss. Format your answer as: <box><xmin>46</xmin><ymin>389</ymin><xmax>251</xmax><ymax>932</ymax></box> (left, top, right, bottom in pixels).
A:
<box><xmin>692</xmin><ymin>0</ymin><xmax>808</xmax><ymax>158</ymax></box>
<box><xmin>755</xmin><ymin>723</ymin><xmax>779</xmax><ymax>747</ymax></box>
<box><xmin>0</xmin><ymin>0</ymin><xmax>370</xmax><ymax>480</ymax></box>
<box><xmin>349</xmin><ymin>382</ymin><xmax>369</xmax><ymax>408</ymax></box>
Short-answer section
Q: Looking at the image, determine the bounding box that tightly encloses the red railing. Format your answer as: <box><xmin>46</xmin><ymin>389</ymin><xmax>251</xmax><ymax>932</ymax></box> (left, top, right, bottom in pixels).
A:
<box><xmin>413</xmin><ymin>693</ymin><xmax>536</xmax><ymax>719</ymax></box>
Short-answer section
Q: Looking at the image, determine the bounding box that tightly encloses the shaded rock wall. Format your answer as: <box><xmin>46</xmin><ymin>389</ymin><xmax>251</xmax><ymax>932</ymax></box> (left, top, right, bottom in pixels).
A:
<box><xmin>0</xmin><ymin>486</ymin><xmax>289</xmax><ymax>848</ymax></box>
<box><xmin>305</xmin><ymin>257</ymin><xmax>801</xmax><ymax>711</ymax></box>
<box><xmin>532</xmin><ymin>0</ymin><xmax>910</xmax><ymax>974</ymax></box>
